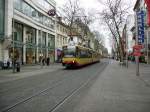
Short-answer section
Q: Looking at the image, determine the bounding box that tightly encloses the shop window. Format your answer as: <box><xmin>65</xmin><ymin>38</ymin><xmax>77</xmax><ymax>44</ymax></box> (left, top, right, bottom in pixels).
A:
<box><xmin>26</xmin><ymin>27</ymin><xmax>36</xmax><ymax>44</ymax></box>
<box><xmin>48</xmin><ymin>34</ymin><xmax>55</xmax><ymax>48</ymax></box>
<box><xmin>14</xmin><ymin>23</ymin><xmax>23</xmax><ymax>41</ymax></box>
<box><xmin>42</xmin><ymin>32</ymin><xmax>46</xmax><ymax>46</ymax></box>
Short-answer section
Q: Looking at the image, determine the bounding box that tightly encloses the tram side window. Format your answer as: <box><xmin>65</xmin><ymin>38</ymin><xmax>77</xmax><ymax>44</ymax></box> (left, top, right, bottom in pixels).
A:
<box><xmin>88</xmin><ymin>51</ymin><xmax>92</xmax><ymax>58</ymax></box>
<box><xmin>76</xmin><ymin>48</ymin><xmax>80</xmax><ymax>58</ymax></box>
<box><xmin>79</xmin><ymin>50</ymin><xmax>88</xmax><ymax>58</ymax></box>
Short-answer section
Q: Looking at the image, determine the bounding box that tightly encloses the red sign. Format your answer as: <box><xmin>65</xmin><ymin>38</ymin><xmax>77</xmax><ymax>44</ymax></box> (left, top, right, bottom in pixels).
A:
<box><xmin>133</xmin><ymin>51</ymin><xmax>141</xmax><ymax>56</ymax></box>
<box><xmin>133</xmin><ymin>47</ymin><xmax>142</xmax><ymax>56</ymax></box>
<box><xmin>133</xmin><ymin>45</ymin><xmax>143</xmax><ymax>50</ymax></box>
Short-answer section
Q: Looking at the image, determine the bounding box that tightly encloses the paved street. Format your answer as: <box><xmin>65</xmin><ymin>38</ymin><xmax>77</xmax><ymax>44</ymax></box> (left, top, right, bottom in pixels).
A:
<box><xmin>0</xmin><ymin>64</ymin><xmax>62</xmax><ymax>83</ymax></box>
<box><xmin>0</xmin><ymin>59</ymin><xmax>150</xmax><ymax>112</ymax></box>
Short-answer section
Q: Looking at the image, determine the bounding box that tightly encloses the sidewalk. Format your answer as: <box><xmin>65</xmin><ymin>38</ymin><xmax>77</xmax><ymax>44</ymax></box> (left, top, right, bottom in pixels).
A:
<box><xmin>128</xmin><ymin>61</ymin><xmax>150</xmax><ymax>86</ymax></box>
<box><xmin>0</xmin><ymin>63</ymin><xmax>62</xmax><ymax>83</ymax></box>
<box><xmin>62</xmin><ymin>60</ymin><xmax>150</xmax><ymax>112</ymax></box>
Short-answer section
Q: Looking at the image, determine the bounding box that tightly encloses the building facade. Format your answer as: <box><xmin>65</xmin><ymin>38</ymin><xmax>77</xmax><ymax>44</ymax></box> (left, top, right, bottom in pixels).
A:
<box><xmin>55</xmin><ymin>18</ymin><xmax>68</xmax><ymax>62</ymax></box>
<box><xmin>133</xmin><ymin>0</ymin><xmax>150</xmax><ymax>63</ymax></box>
<box><xmin>0</xmin><ymin>0</ymin><xmax>56</xmax><ymax>65</ymax></box>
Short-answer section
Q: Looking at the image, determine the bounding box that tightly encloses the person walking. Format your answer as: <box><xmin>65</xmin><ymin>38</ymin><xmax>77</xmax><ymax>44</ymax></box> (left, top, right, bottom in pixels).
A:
<box><xmin>46</xmin><ymin>57</ymin><xmax>50</xmax><ymax>66</ymax></box>
<box><xmin>42</xmin><ymin>57</ymin><xmax>45</xmax><ymax>66</ymax></box>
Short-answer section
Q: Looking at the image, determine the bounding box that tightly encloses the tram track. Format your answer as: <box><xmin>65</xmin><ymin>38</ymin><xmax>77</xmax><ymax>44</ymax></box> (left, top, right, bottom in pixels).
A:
<box><xmin>48</xmin><ymin>63</ymin><xmax>107</xmax><ymax>112</ymax></box>
<box><xmin>1</xmin><ymin>69</ymin><xmax>78</xmax><ymax>112</ymax></box>
<box><xmin>1</xmin><ymin>62</ymin><xmax>107</xmax><ymax>112</ymax></box>
<box><xmin>0</xmin><ymin>69</ymin><xmax>65</xmax><ymax>94</ymax></box>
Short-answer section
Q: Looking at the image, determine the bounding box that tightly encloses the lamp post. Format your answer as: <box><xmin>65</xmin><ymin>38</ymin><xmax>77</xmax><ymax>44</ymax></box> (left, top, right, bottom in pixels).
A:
<box><xmin>12</xmin><ymin>0</ymin><xmax>15</xmax><ymax>73</ymax></box>
<box><xmin>147</xmin><ymin>31</ymin><xmax>149</xmax><ymax>64</ymax></box>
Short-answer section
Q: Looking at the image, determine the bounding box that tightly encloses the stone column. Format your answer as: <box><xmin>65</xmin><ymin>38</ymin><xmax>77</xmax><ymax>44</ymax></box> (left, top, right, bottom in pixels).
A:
<box><xmin>3</xmin><ymin>0</ymin><xmax>13</xmax><ymax>61</ymax></box>
<box><xmin>23</xmin><ymin>26</ymin><xmax>26</xmax><ymax>64</ymax></box>
<box><xmin>46</xmin><ymin>32</ymin><xmax>49</xmax><ymax>58</ymax></box>
<box><xmin>36</xmin><ymin>30</ymin><xmax>39</xmax><ymax>63</ymax></box>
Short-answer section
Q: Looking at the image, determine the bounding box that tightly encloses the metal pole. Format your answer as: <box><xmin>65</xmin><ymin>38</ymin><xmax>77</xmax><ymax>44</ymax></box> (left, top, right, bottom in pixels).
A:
<box><xmin>125</xmin><ymin>24</ymin><xmax>128</xmax><ymax>68</ymax></box>
<box><xmin>135</xmin><ymin>11</ymin><xmax>140</xmax><ymax>76</ymax></box>
<box><xmin>147</xmin><ymin>31</ymin><xmax>149</xmax><ymax>64</ymax></box>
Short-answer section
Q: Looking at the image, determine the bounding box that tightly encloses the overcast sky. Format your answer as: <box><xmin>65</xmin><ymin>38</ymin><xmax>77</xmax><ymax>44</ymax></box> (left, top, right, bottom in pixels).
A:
<box><xmin>56</xmin><ymin>0</ymin><xmax>136</xmax><ymax>53</ymax></box>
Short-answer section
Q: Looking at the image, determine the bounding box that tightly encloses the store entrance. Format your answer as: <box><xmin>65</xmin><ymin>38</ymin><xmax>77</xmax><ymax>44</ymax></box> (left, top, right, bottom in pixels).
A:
<box><xmin>26</xmin><ymin>48</ymin><xmax>35</xmax><ymax>64</ymax></box>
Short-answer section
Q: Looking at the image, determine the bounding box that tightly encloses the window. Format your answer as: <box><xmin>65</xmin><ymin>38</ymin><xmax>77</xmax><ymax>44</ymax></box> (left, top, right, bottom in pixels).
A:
<box><xmin>26</xmin><ymin>26</ymin><xmax>36</xmax><ymax>44</ymax></box>
<box><xmin>14</xmin><ymin>0</ymin><xmax>55</xmax><ymax>30</ymax></box>
<box><xmin>38</xmin><ymin>31</ymin><xmax>42</xmax><ymax>46</ymax></box>
<box><xmin>22</xmin><ymin>2</ymin><xmax>31</xmax><ymax>17</ymax></box>
<box><xmin>42</xmin><ymin>32</ymin><xmax>46</xmax><ymax>46</ymax></box>
<box><xmin>36</xmin><ymin>0</ymin><xmax>54</xmax><ymax>11</ymax></box>
<box><xmin>14</xmin><ymin>22</ymin><xmax>23</xmax><ymax>41</ymax></box>
<box><xmin>38</xmin><ymin>13</ymin><xmax>43</xmax><ymax>24</ymax></box>
<box><xmin>48</xmin><ymin>34</ymin><xmax>55</xmax><ymax>48</ymax></box>
<box><xmin>14</xmin><ymin>0</ymin><xmax>22</xmax><ymax>11</ymax></box>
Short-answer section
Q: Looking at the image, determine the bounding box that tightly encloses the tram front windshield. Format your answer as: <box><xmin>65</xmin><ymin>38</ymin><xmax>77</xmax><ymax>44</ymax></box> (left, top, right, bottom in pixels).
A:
<box><xmin>63</xmin><ymin>48</ymin><xmax>76</xmax><ymax>58</ymax></box>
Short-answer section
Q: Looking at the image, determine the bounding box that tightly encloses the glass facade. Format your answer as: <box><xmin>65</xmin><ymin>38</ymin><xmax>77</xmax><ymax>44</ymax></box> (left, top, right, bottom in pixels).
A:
<box><xmin>48</xmin><ymin>34</ymin><xmax>55</xmax><ymax>48</ymax></box>
<box><xmin>26</xmin><ymin>26</ymin><xmax>36</xmax><ymax>64</ymax></box>
<box><xmin>0</xmin><ymin>0</ymin><xmax>5</xmax><ymax>38</ymax></box>
<box><xmin>48</xmin><ymin>34</ymin><xmax>55</xmax><ymax>62</ymax></box>
<box><xmin>42</xmin><ymin>32</ymin><xmax>46</xmax><ymax>47</ymax></box>
<box><xmin>36</xmin><ymin>0</ymin><xmax>54</xmax><ymax>11</ymax></box>
<box><xmin>14</xmin><ymin>0</ymin><xmax>55</xmax><ymax>29</ymax></box>
<box><xmin>26</xmin><ymin>26</ymin><xmax>36</xmax><ymax>44</ymax></box>
<box><xmin>14</xmin><ymin>22</ymin><xmax>23</xmax><ymax>42</ymax></box>
<box><xmin>12</xmin><ymin>0</ymin><xmax>56</xmax><ymax>64</ymax></box>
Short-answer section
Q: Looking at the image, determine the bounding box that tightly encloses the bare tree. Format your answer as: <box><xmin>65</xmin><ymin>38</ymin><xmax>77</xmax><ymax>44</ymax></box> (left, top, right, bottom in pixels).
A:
<box><xmin>99</xmin><ymin>0</ymin><xmax>130</xmax><ymax>62</ymax></box>
<box><xmin>93</xmin><ymin>31</ymin><xmax>105</xmax><ymax>46</ymax></box>
<box><xmin>60</xmin><ymin>0</ymin><xmax>83</xmax><ymax>41</ymax></box>
<box><xmin>60</xmin><ymin>0</ymin><xmax>95</xmax><ymax>46</ymax></box>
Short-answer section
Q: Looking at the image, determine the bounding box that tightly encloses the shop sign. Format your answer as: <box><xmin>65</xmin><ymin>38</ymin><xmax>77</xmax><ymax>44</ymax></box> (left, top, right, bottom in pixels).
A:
<box><xmin>133</xmin><ymin>50</ymin><xmax>141</xmax><ymax>56</ymax></box>
<box><xmin>48</xmin><ymin>9</ymin><xmax>56</xmax><ymax>16</ymax></box>
<box><xmin>133</xmin><ymin>45</ymin><xmax>143</xmax><ymax>50</ymax></box>
<box><xmin>137</xmin><ymin>10</ymin><xmax>145</xmax><ymax>44</ymax></box>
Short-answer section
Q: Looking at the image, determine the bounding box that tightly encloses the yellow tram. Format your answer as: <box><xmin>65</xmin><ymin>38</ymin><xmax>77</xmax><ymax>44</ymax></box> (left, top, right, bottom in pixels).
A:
<box><xmin>62</xmin><ymin>45</ymin><xmax>100</xmax><ymax>68</ymax></box>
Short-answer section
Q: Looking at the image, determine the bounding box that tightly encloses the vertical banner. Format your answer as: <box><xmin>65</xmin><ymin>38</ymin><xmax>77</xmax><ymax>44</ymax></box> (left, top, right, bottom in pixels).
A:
<box><xmin>137</xmin><ymin>10</ymin><xmax>145</xmax><ymax>44</ymax></box>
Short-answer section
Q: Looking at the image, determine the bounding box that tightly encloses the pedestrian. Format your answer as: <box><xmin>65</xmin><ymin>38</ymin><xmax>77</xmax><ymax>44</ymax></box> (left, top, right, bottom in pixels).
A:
<box><xmin>46</xmin><ymin>57</ymin><xmax>50</xmax><ymax>66</ymax></box>
<box><xmin>7</xmin><ymin>60</ymin><xmax>10</xmax><ymax>69</ymax></box>
<box><xmin>42</xmin><ymin>58</ymin><xmax>45</xmax><ymax>66</ymax></box>
<box><xmin>16</xmin><ymin>58</ymin><xmax>20</xmax><ymax>72</ymax></box>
